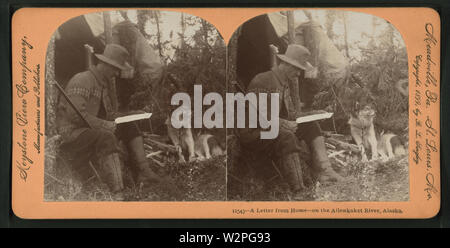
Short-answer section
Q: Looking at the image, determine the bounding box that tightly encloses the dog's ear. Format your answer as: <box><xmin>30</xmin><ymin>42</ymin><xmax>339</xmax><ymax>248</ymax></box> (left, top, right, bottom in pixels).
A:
<box><xmin>347</xmin><ymin>100</ymin><xmax>358</xmax><ymax>117</ymax></box>
<box><xmin>353</xmin><ymin>101</ymin><xmax>360</xmax><ymax>112</ymax></box>
<box><xmin>164</xmin><ymin>116</ymin><xmax>171</xmax><ymax>125</ymax></box>
<box><xmin>398</xmin><ymin>134</ymin><xmax>408</xmax><ymax>146</ymax></box>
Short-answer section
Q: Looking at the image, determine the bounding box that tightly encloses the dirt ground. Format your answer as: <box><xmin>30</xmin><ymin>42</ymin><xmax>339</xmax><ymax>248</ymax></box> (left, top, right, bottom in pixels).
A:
<box><xmin>227</xmin><ymin>153</ymin><xmax>409</xmax><ymax>202</ymax></box>
<box><xmin>44</xmin><ymin>134</ymin><xmax>408</xmax><ymax>202</ymax></box>
<box><xmin>44</xmin><ymin>153</ymin><xmax>227</xmax><ymax>202</ymax></box>
<box><xmin>314</xmin><ymin>155</ymin><xmax>409</xmax><ymax>201</ymax></box>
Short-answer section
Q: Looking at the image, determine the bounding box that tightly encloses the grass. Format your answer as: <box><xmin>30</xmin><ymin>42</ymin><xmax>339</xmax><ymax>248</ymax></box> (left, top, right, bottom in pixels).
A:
<box><xmin>44</xmin><ymin>147</ymin><xmax>226</xmax><ymax>202</ymax></box>
<box><xmin>227</xmin><ymin>145</ymin><xmax>409</xmax><ymax>202</ymax></box>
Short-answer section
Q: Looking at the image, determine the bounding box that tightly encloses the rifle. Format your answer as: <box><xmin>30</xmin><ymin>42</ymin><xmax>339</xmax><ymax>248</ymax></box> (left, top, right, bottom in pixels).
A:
<box><xmin>52</xmin><ymin>80</ymin><xmax>92</xmax><ymax>128</ymax></box>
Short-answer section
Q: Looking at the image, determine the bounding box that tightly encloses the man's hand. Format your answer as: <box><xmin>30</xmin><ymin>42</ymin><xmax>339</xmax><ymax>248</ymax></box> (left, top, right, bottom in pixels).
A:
<box><xmin>280</xmin><ymin>119</ymin><xmax>298</xmax><ymax>133</ymax></box>
<box><xmin>305</xmin><ymin>66</ymin><xmax>318</xmax><ymax>79</ymax></box>
<box><xmin>111</xmin><ymin>110</ymin><xmax>146</xmax><ymax>119</ymax></box>
<box><xmin>297</xmin><ymin>110</ymin><xmax>328</xmax><ymax>117</ymax></box>
<box><xmin>105</xmin><ymin>120</ymin><xmax>117</xmax><ymax>133</ymax></box>
<box><xmin>127</xmin><ymin>110</ymin><xmax>146</xmax><ymax>115</ymax></box>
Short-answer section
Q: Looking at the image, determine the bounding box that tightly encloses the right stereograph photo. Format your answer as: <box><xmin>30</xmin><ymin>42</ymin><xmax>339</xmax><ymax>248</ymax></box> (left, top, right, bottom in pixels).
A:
<box><xmin>226</xmin><ymin>10</ymin><xmax>409</xmax><ymax>201</ymax></box>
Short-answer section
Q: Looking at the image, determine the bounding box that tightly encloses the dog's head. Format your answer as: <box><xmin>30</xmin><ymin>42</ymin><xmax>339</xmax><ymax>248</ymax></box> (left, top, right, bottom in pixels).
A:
<box><xmin>350</xmin><ymin>88</ymin><xmax>376</xmax><ymax>120</ymax></box>
<box><xmin>166</xmin><ymin>105</ymin><xmax>192</xmax><ymax>129</ymax></box>
<box><xmin>355</xmin><ymin>103</ymin><xmax>376</xmax><ymax>119</ymax></box>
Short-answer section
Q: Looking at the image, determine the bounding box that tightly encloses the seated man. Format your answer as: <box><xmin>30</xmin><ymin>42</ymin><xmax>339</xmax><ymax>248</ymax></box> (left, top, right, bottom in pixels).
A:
<box><xmin>239</xmin><ymin>44</ymin><xmax>344</xmax><ymax>197</ymax></box>
<box><xmin>56</xmin><ymin>44</ymin><xmax>161</xmax><ymax>198</ymax></box>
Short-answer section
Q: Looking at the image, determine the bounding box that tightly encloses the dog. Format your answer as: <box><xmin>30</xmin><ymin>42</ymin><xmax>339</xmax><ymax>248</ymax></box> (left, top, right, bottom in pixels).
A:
<box><xmin>166</xmin><ymin>106</ymin><xmax>224</xmax><ymax>163</ymax></box>
<box><xmin>395</xmin><ymin>78</ymin><xmax>409</xmax><ymax>97</ymax></box>
<box><xmin>348</xmin><ymin>89</ymin><xmax>378</xmax><ymax>162</ymax></box>
<box><xmin>167</xmin><ymin>122</ymin><xmax>196</xmax><ymax>163</ymax></box>
<box><xmin>166</xmin><ymin>105</ymin><xmax>196</xmax><ymax>163</ymax></box>
<box><xmin>194</xmin><ymin>133</ymin><xmax>225</xmax><ymax>161</ymax></box>
<box><xmin>377</xmin><ymin>131</ymin><xmax>407</xmax><ymax>160</ymax></box>
<box><xmin>167</xmin><ymin>123</ymin><xmax>225</xmax><ymax>163</ymax></box>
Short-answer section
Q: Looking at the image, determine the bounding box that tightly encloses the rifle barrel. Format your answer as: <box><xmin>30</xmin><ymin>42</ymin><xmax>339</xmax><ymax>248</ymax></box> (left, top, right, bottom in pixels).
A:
<box><xmin>53</xmin><ymin>81</ymin><xmax>92</xmax><ymax>128</ymax></box>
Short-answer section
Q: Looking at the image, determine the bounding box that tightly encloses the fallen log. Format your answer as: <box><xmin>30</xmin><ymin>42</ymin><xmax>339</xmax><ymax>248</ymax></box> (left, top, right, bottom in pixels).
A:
<box><xmin>143</xmin><ymin>144</ymin><xmax>153</xmax><ymax>151</ymax></box>
<box><xmin>144</xmin><ymin>137</ymin><xmax>178</xmax><ymax>153</ymax></box>
<box><xmin>323</xmin><ymin>132</ymin><xmax>353</xmax><ymax>142</ymax></box>
<box><xmin>333</xmin><ymin>157</ymin><xmax>348</xmax><ymax>167</ymax></box>
<box><xmin>146</xmin><ymin>151</ymin><xmax>164</xmax><ymax>158</ymax></box>
<box><xmin>149</xmin><ymin>156</ymin><xmax>166</xmax><ymax>167</ymax></box>
<box><xmin>326</xmin><ymin>137</ymin><xmax>359</xmax><ymax>153</ymax></box>
<box><xmin>328</xmin><ymin>150</ymin><xmax>346</xmax><ymax>158</ymax></box>
<box><xmin>325</xmin><ymin>143</ymin><xmax>336</xmax><ymax>150</ymax></box>
<box><xmin>143</xmin><ymin>133</ymin><xmax>170</xmax><ymax>143</ymax></box>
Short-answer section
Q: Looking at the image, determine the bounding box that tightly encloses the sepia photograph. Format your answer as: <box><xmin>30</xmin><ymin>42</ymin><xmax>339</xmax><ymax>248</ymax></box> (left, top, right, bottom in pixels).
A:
<box><xmin>10</xmin><ymin>5</ymin><xmax>441</xmax><ymax>219</ymax></box>
<box><xmin>227</xmin><ymin>9</ymin><xmax>409</xmax><ymax>201</ymax></box>
<box><xmin>7</xmin><ymin>0</ymin><xmax>445</xmax><ymax>220</ymax></box>
<box><xmin>44</xmin><ymin>10</ymin><xmax>227</xmax><ymax>201</ymax></box>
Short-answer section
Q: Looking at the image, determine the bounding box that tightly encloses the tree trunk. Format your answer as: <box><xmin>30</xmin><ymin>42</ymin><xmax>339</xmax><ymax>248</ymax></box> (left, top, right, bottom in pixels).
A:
<box><xmin>180</xmin><ymin>13</ymin><xmax>186</xmax><ymax>51</ymax></box>
<box><xmin>342</xmin><ymin>12</ymin><xmax>350</xmax><ymax>58</ymax></box>
<box><xmin>287</xmin><ymin>11</ymin><xmax>295</xmax><ymax>44</ymax></box>
<box><xmin>45</xmin><ymin>32</ymin><xmax>57</xmax><ymax>136</ymax></box>
<box><xmin>119</xmin><ymin>10</ymin><xmax>129</xmax><ymax>21</ymax></box>
<box><xmin>370</xmin><ymin>15</ymin><xmax>378</xmax><ymax>46</ymax></box>
<box><xmin>136</xmin><ymin>10</ymin><xmax>150</xmax><ymax>39</ymax></box>
<box><xmin>324</xmin><ymin>10</ymin><xmax>335</xmax><ymax>40</ymax></box>
<box><xmin>286</xmin><ymin>11</ymin><xmax>302</xmax><ymax>116</ymax></box>
<box><xmin>103</xmin><ymin>11</ymin><xmax>113</xmax><ymax>44</ymax></box>
<box><xmin>201</xmin><ymin>19</ymin><xmax>209</xmax><ymax>45</ymax></box>
<box><xmin>153</xmin><ymin>13</ymin><xmax>165</xmax><ymax>64</ymax></box>
<box><xmin>103</xmin><ymin>11</ymin><xmax>118</xmax><ymax>112</ymax></box>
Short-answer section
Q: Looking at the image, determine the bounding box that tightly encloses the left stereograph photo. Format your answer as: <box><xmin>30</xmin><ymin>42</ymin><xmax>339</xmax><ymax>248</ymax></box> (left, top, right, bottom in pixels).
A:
<box><xmin>44</xmin><ymin>10</ymin><xmax>227</xmax><ymax>201</ymax></box>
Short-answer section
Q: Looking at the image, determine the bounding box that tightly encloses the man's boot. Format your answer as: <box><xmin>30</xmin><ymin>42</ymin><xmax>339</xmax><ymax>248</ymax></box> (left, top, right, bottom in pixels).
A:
<box><xmin>128</xmin><ymin>136</ymin><xmax>181</xmax><ymax>198</ymax></box>
<box><xmin>98</xmin><ymin>152</ymin><xmax>124</xmax><ymax>199</ymax></box>
<box><xmin>310</xmin><ymin>136</ymin><xmax>345</xmax><ymax>183</ymax></box>
<box><xmin>279</xmin><ymin>152</ymin><xmax>306</xmax><ymax>193</ymax></box>
<box><xmin>128</xmin><ymin>136</ymin><xmax>160</xmax><ymax>184</ymax></box>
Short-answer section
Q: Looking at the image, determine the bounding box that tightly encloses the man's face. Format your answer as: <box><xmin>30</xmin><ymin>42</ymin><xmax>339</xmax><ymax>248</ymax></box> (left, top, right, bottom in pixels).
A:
<box><xmin>284</xmin><ymin>64</ymin><xmax>302</xmax><ymax>80</ymax></box>
<box><xmin>102</xmin><ymin>63</ymin><xmax>120</xmax><ymax>79</ymax></box>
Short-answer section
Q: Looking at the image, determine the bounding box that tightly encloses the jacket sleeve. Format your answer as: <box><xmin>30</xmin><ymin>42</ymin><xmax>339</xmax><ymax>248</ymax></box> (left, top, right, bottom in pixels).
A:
<box><xmin>247</xmin><ymin>74</ymin><xmax>291</xmax><ymax>129</ymax></box>
<box><xmin>64</xmin><ymin>74</ymin><xmax>116</xmax><ymax>131</ymax></box>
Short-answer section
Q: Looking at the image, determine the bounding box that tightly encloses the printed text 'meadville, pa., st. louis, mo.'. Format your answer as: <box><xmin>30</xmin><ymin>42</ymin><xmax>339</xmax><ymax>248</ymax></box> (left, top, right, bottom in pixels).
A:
<box><xmin>411</xmin><ymin>22</ymin><xmax>439</xmax><ymax>201</ymax></box>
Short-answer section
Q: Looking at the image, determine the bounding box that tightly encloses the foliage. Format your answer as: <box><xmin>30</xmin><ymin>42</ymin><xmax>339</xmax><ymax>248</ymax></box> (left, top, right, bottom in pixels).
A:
<box><xmin>315</xmin><ymin>156</ymin><xmax>409</xmax><ymax>201</ymax></box>
<box><xmin>166</xmin><ymin>19</ymin><xmax>226</xmax><ymax>96</ymax></box>
<box><xmin>312</xmin><ymin>14</ymin><xmax>408</xmax><ymax>135</ymax></box>
<box><xmin>128</xmin><ymin>14</ymin><xmax>226</xmax><ymax>141</ymax></box>
<box><xmin>128</xmin><ymin>14</ymin><xmax>226</xmax><ymax>117</ymax></box>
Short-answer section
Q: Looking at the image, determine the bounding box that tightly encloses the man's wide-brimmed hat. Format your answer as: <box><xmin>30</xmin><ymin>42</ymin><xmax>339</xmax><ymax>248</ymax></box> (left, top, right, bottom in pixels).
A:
<box><xmin>277</xmin><ymin>44</ymin><xmax>314</xmax><ymax>71</ymax></box>
<box><xmin>95</xmin><ymin>44</ymin><xmax>129</xmax><ymax>70</ymax></box>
